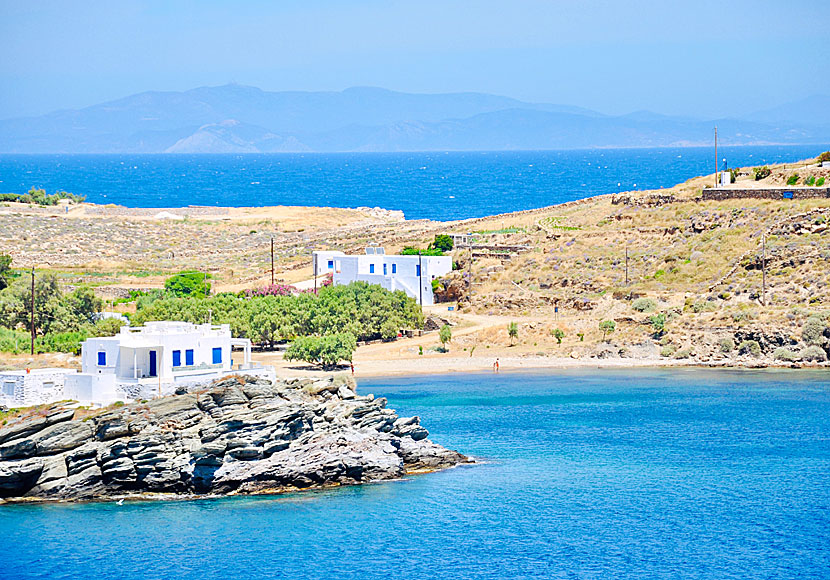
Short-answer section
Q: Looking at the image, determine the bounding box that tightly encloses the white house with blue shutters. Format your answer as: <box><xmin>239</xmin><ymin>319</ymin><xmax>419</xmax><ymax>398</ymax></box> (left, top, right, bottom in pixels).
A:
<box><xmin>64</xmin><ymin>321</ymin><xmax>272</xmax><ymax>406</ymax></box>
<box><xmin>312</xmin><ymin>248</ymin><xmax>452</xmax><ymax>305</ymax></box>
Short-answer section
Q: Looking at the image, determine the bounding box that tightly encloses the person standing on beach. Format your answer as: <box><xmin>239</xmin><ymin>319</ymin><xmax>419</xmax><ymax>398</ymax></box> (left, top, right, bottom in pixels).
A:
<box><xmin>493</xmin><ymin>358</ymin><xmax>499</xmax><ymax>372</ymax></box>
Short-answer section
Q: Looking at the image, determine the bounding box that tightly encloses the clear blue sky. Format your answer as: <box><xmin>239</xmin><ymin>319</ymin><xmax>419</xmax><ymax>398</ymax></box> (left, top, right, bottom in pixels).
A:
<box><xmin>1</xmin><ymin>0</ymin><xmax>828</xmax><ymax>119</ymax></box>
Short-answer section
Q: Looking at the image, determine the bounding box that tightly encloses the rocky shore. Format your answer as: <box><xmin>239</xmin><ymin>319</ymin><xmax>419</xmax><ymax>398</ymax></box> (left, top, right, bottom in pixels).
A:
<box><xmin>0</xmin><ymin>375</ymin><xmax>470</xmax><ymax>503</ymax></box>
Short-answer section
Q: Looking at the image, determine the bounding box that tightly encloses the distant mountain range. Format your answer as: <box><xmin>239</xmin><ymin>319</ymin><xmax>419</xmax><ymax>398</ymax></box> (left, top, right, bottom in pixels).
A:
<box><xmin>1</xmin><ymin>85</ymin><xmax>828</xmax><ymax>153</ymax></box>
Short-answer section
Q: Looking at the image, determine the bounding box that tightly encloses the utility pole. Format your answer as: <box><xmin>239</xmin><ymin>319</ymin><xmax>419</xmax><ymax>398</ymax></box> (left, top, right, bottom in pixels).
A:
<box><xmin>203</xmin><ymin>270</ymin><xmax>208</xmax><ymax>297</ymax></box>
<box><xmin>761</xmin><ymin>234</ymin><xmax>766</xmax><ymax>306</ymax></box>
<box><xmin>625</xmin><ymin>245</ymin><xmax>629</xmax><ymax>286</ymax></box>
<box><xmin>418</xmin><ymin>251</ymin><xmax>423</xmax><ymax>306</ymax></box>
<box><xmin>208</xmin><ymin>308</ymin><xmax>213</xmax><ymax>325</ymax></box>
<box><xmin>270</xmin><ymin>237</ymin><xmax>275</xmax><ymax>286</ymax></box>
<box><xmin>30</xmin><ymin>266</ymin><xmax>35</xmax><ymax>355</ymax></box>
<box><xmin>313</xmin><ymin>252</ymin><xmax>317</xmax><ymax>294</ymax></box>
<box><xmin>714</xmin><ymin>126</ymin><xmax>719</xmax><ymax>188</ymax></box>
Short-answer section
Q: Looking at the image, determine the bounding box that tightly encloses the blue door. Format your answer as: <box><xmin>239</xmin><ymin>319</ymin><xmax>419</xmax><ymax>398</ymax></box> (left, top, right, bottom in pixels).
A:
<box><xmin>149</xmin><ymin>350</ymin><xmax>157</xmax><ymax>377</ymax></box>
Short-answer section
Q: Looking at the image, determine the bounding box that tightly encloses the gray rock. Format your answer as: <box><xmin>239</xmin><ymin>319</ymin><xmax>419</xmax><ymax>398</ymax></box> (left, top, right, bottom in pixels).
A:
<box><xmin>0</xmin><ymin>375</ymin><xmax>470</xmax><ymax>502</ymax></box>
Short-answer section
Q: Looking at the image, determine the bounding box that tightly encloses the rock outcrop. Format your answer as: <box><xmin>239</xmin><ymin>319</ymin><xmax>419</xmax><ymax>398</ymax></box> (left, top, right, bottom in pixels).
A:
<box><xmin>0</xmin><ymin>375</ymin><xmax>470</xmax><ymax>502</ymax></box>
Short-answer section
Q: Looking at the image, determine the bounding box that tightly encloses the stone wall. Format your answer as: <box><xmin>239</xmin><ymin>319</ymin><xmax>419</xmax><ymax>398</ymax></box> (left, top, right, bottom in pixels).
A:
<box><xmin>702</xmin><ymin>187</ymin><xmax>830</xmax><ymax>201</ymax></box>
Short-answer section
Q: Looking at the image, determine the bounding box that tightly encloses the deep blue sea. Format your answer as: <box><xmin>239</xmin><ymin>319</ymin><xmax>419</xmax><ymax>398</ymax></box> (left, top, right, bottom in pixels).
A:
<box><xmin>1</xmin><ymin>369</ymin><xmax>828</xmax><ymax>580</ymax></box>
<box><xmin>1</xmin><ymin>145</ymin><xmax>828</xmax><ymax>220</ymax></box>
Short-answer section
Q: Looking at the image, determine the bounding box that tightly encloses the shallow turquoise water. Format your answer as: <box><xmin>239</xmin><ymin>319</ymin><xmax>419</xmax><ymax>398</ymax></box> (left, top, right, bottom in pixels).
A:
<box><xmin>1</xmin><ymin>368</ymin><xmax>829</xmax><ymax>579</ymax></box>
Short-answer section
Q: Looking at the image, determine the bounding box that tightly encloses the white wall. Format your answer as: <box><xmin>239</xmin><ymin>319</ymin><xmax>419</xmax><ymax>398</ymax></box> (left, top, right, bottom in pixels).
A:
<box><xmin>331</xmin><ymin>254</ymin><xmax>452</xmax><ymax>305</ymax></box>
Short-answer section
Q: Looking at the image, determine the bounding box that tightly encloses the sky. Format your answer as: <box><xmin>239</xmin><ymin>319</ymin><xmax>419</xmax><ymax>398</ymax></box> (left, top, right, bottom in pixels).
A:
<box><xmin>1</xmin><ymin>0</ymin><xmax>828</xmax><ymax>120</ymax></box>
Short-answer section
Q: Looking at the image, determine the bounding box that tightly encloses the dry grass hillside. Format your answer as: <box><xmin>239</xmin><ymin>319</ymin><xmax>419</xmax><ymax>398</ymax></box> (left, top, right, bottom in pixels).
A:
<box><xmin>2</xmin><ymin>155</ymin><xmax>829</xmax><ymax>367</ymax></box>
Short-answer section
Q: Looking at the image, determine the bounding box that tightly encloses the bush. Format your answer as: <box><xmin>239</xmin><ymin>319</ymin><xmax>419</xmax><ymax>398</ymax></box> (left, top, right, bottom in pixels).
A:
<box><xmin>648</xmin><ymin>313</ymin><xmax>666</xmax><ymax>334</ymax></box>
<box><xmin>551</xmin><ymin>328</ymin><xmax>565</xmax><ymax>345</ymax></box>
<box><xmin>660</xmin><ymin>344</ymin><xmax>677</xmax><ymax>357</ymax></box>
<box><xmin>817</xmin><ymin>177</ymin><xmax>826</xmax><ymax>187</ymax></box>
<box><xmin>430</xmin><ymin>235</ymin><xmax>454</xmax><ymax>253</ymax></box>
<box><xmin>800</xmin><ymin>345</ymin><xmax>827</xmax><ymax>362</ymax></box>
<box><xmin>599</xmin><ymin>319</ymin><xmax>616</xmax><ymax>341</ymax></box>
<box><xmin>817</xmin><ymin>151</ymin><xmax>830</xmax><ymax>164</ymax></box>
<box><xmin>400</xmin><ymin>247</ymin><xmax>443</xmax><ymax>256</ymax></box>
<box><xmin>631</xmin><ymin>298</ymin><xmax>657</xmax><ymax>312</ymax></box>
<box><xmin>806</xmin><ymin>176</ymin><xmax>816</xmax><ymax>186</ymax></box>
<box><xmin>786</xmin><ymin>174</ymin><xmax>799</xmax><ymax>186</ymax></box>
<box><xmin>802</xmin><ymin>316</ymin><xmax>826</xmax><ymax>346</ymax></box>
<box><xmin>753</xmin><ymin>166</ymin><xmax>771</xmax><ymax>180</ymax></box>
<box><xmin>738</xmin><ymin>340</ymin><xmax>761</xmax><ymax>357</ymax></box>
<box><xmin>674</xmin><ymin>347</ymin><xmax>692</xmax><ymax>359</ymax></box>
<box><xmin>773</xmin><ymin>347</ymin><xmax>800</xmax><ymax>362</ymax></box>
<box><xmin>164</xmin><ymin>270</ymin><xmax>211</xmax><ymax>298</ymax></box>
<box><xmin>718</xmin><ymin>337</ymin><xmax>735</xmax><ymax>353</ymax></box>
<box><xmin>284</xmin><ymin>332</ymin><xmax>357</xmax><ymax>369</ymax></box>
<box><xmin>439</xmin><ymin>324</ymin><xmax>452</xmax><ymax>348</ymax></box>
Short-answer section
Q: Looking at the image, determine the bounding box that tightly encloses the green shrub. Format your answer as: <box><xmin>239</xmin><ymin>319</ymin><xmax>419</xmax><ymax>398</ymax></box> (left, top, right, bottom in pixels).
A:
<box><xmin>164</xmin><ymin>270</ymin><xmax>211</xmax><ymax>298</ymax></box>
<box><xmin>599</xmin><ymin>320</ymin><xmax>616</xmax><ymax>341</ymax></box>
<box><xmin>674</xmin><ymin>347</ymin><xmax>692</xmax><ymax>359</ymax></box>
<box><xmin>691</xmin><ymin>301</ymin><xmax>718</xmax><ymax>313</ymax></box>
<box><xmin>773</xmin><ymin>347</ymin><xmax>799</xmax><ymax>362</ymax></box>
<box><xmin>786</xmin><ymin>174</ymin><xmax>799</xmax><ymax>186</ymax></box>
<box><xmin>439</xmin><ymin>324</ymin><xmax>452</xmax><ymax>349</ymax></box>
<box><xmin>817</xmin><ymin>177</ymin><xmax>826</xmax><ymax>187</ymax></box>
<box><xmin>660</xmin><ymin>344</ymin><xmax>677</xmax><ymax>357</ymax></box>
<box><xmin>631</xmin><ymin>298</ymin><xmax>657</xmax><ymax>312</ymax></box>
<box><xmin>718</xmin><ymin>337</ymin><xmax>735</xmax><ymax>353</ymax></box>
<box><xmin>400</xmin><ymin>247</ymin><xmax>444</xmax><ymax>256</ymax></box>
<box><xmin>551</xmin><ymin>328</ymin><xmax>565</xmax><ymax>345</ymax></box>
<box><xmin>753</xmin><ymin>166</ymin><xmax>771</xmax><ymax>180</ymax></box>
<box><xmin>738</xmin><ymin>340</ymin><xmax>761</xmax><ymax>357</ymax></box>
<box><xmin>800</xmin><ymin>345</ymin><xmax>827</xmax><ymax>362</ymax></box>
<box><xmin>802</xmin><ymin>316</ymin><xmax>826</xmax><ymax>346</ymax></box>
<box><xmin>285</xmin><ymin>332</ymin><xmax>357</xmax><ymax>369</ymax></box>
<box><xmin>430</xmin><ymin>235</ymin><xmax>454</xmax><ymax>253</ymax></box>
<box><xmin>806</xmin><ymin>176</ymin><xmax>816</xmax><ymax>186</ymax></box>
<box><xmin>648</xmin><ymin>313</ymin><xmax>666</xmax><ymax>334</ymax></box>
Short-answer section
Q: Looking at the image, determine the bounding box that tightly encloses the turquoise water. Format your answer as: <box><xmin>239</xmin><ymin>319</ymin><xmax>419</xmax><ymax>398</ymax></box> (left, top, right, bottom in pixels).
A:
<box><xmin>1</xmin><ymin>145</ymin><xmax>827</xmax><ymax>220</ymax></box>
<box><xmin>1</xmin><ymin>368</ymin><xmax>829</xmax><ymax>579</ymax></box>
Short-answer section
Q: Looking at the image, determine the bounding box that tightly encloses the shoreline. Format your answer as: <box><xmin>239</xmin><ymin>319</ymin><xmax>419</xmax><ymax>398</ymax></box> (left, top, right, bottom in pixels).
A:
<box><xmin>264</xmin><ymin>353</ymin><xmax>827</xmax><ymax>380</ymax></box>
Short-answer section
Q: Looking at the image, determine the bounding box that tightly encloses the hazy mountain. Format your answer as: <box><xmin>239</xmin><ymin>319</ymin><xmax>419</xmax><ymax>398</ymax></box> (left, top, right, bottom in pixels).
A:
<box><xmin>0</xmin><ymin>84</ymin><xmax>826</xmax><ymax>153</ymax></box>
<box><xmin>745</xmin><ymin>95</ymin><xmax>830</xmax><ymax>127</ymax></box>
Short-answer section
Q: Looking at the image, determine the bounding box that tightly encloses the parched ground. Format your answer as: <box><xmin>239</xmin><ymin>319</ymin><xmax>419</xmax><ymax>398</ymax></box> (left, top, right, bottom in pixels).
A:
<box><xmin>4</xmin><ymin>156</ymin><xmax>829</xmax><ymax>370</ymax></box>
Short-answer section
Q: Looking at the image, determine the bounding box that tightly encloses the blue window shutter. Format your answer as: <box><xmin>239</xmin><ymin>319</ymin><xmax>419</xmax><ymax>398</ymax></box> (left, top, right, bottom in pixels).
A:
<box><xmin>212</xmin><ymin>347</ymin><xmax>222</xmax><ymax>364</ymax></box>
<box><xmin>328</xmin><ymin>260</ymin><xmax>333</xmax><ymax>269</ymax></box>
<box><xmin>186</xmin><ymin>349</ymin><xmax>194</xmax><ymax>366</ymax></box>
<box><xmin>172</xmin><ymin>350</ymin><xmax>181</xmax><ymax>367</ymax></box>
<box><xmin>383</xmin><ymin>263</ymin><xmax>387</xmax><ymax>275</ymax></box>
<box><xmin>416</xmin><ymin>265</ymin><xmax>421</xmax><ymax>276</ymax></box>
<box><xmin>392</xmin><ymin>264</ymin><xmax>396</xmax><ymax>274</ymax></box>
<box><xmin>97</xmin><ymin>351</ymin><xmax>106</xmax><ymax>366</ymax></box>
<box><xmin>369</xmin><ymin>264</ymin><xmax>375</xmax><ymax>274</ymax></box>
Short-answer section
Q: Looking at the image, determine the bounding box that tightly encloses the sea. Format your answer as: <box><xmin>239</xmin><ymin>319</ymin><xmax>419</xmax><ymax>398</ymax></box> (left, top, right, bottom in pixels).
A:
<box><xmin>1</xmin><ymin>369</ymin><xmax>828</xmax><ymax>580</ymax></box>
<box><xmin>0</xmin><ymin>144</ymin><xmax>828</xmax><ymax>221</ymax></box>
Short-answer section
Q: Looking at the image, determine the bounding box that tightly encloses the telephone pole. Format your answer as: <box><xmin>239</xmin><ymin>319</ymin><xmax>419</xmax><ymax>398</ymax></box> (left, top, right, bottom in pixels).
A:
<box><xmin>30</xmin><ymin>266</ymin><xmax>35</xmax><ymax>355</ymax></box>
<box><xmin>761</xmin><ymin>234</ymin><xmax>766</xmax><ymax>306</ymax></box>
<box><xmin>625</xmin><ymin>245</ymin><xmax>629</xmax><ymax>286</ymax></box>
<box><xmin>714</xmin><ymin>126</ymin><xmax>719</xmax><ymax>188</ymax></box>
<box><xmin>270</xmin><ymin>237</ymin><xmax>275</xmax><ymax>285</ymax></box>
<box><xmin>418</xmin><ymin>251</ymin><xmax>423</xmax><ymax>306</ymax></box>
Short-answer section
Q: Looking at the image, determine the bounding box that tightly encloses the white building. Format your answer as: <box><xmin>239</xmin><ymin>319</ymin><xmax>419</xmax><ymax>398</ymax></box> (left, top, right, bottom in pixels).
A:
<box><xmin>313</xmin><ymin>248</ymin><xmax>453</xmax><ymax>305</ymax></box>
<box><xmin>0</xmin><ymin>368</ymin><xmax>78</xmax><ymax>408</ymax></box>
<box><xmin>64</xmin><ymin>321</ymin><xmax>273</xmax><ymax>406</ymax></box>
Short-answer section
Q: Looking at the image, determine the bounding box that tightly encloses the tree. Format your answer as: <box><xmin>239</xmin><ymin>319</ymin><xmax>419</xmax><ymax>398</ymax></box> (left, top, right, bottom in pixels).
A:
<box><xmin>285</xmin><ymin>332</ymin><xmax>357</xmax><ymax>369</ymax></box>
<box><xmin>648</xmin><ymin>313</ymin><xmax>666</xmax><ymax>335</ymax></box>
<box><xmin>164</xmin><ymin>270</ymin><xmax>211</xmax><ymax>298</ymax></box>
<box><xmin>0</xmin><ymin>253</ymin><xmax>12</xmax><ymax>291</ymax></box>
<box><xmin>599</xmin><ymin>319</ymin><xmax>616</xmax><ymax>342</ymax></box>
<box><xmin>508</xmin><ymin>321</ymin><xmax>518</xmax><ymax>345</ymax></box>
<box><xmin>430</xmin><ymin>234</ymin><xmax>454</xmax><ymax>253</ymax></box>
<box><xmin>439</xmin><ymin>324</ymin><xmax>452</xmax><ymax>351</ymax></box>
<box><xmin>551</xmin><ymin>328</ymin><xmax>565</xmax><ymax>346</ymax></box>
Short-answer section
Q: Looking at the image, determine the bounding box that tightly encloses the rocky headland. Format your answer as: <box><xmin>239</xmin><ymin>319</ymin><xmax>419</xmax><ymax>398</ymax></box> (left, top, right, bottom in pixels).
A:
<box><xmin>0</xmin><ymin>375</ymin><xmax>470</xmax><ymax>503</ymax></box>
